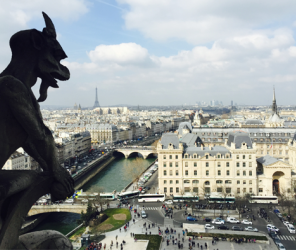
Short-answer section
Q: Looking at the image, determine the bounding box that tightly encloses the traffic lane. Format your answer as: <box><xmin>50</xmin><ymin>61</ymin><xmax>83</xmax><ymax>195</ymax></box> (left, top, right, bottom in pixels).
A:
<box><xmin>145</xmin><ymin>171</ymin><xmax>158</xmax><ymax>194</ymax></box>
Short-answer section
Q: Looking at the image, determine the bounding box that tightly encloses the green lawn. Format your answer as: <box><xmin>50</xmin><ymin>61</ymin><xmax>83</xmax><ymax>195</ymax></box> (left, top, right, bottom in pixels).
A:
<box><xmin>91</xmin><ymin>208</ymin><xmax>131</xmax><ymax>233</ymax></box>
<box><xmin>134</xmin><ymin>235</ymin><xmax>162</xmax><ymax>250</ymax></box>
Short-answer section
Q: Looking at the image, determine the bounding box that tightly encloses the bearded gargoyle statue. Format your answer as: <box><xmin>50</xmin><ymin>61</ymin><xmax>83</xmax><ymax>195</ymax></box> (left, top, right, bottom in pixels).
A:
<box><xmin>0</xmin><ymin>12</ymin><xmax>74</xmax><ymax>249</ymax></box>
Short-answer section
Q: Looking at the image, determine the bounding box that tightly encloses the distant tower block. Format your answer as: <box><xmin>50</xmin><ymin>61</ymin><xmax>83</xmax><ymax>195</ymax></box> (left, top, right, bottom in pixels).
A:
<box><xmin>93</xmin><ymin>87</ymin><xmax>100</xmax><ymax>108</ymax></box>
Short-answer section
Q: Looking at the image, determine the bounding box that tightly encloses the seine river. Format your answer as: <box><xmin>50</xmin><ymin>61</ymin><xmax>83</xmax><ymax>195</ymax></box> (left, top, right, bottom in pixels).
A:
<box><xmin>31</xmin><ymin>156</ymin><xmax>155</xmax><ymax>235</ymax></box>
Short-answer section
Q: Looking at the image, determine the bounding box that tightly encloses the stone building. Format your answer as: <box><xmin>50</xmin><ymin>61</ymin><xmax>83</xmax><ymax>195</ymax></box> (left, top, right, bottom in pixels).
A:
<box><xmin>3</xmin><ymin>151</ymin><xmax>31</xmax><ymax>170</ymax></box>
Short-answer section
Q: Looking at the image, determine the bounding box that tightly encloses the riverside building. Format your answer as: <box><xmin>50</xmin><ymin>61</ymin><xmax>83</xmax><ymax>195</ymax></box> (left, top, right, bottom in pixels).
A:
<box><xmin>157</xmin><ymin>130</ymin><xmax>296</xmax><ymax>198</ymax></box>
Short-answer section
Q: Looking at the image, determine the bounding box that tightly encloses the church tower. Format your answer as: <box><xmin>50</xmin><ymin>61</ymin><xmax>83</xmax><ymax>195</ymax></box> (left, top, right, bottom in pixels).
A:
<box><xmin>272</xmin><ymin>87</ymin><xmax>278</xmax><ymax>115</ymax></box>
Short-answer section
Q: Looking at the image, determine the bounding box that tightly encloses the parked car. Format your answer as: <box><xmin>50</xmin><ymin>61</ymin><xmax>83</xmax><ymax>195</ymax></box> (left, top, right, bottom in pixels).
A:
<box><xmin>164</xmin><ymin>200</ymin><xmax>173</xmax><ymax>205</ymax></box>
<box><xmin>218</xmin><ymin>225</ymin><xmax>229</xmax><ymax>230</ymax></box>
<box><xmin>273</xmin><ymin>235</ymin><xmax>281</xmax><ymax>245</ymax></box>
<box><xmin>186</xmin><ymin>216</ymin><xmax>198</xmax><ymax>222</ymax></box>
<box><xmin>227</xmin><ymin>217</ymin><xmax>240</xmax><ymax>224</ymax></box>
<box><xmin>274</xmin><ymin>209</ymin><xmax>280</xmax><ymax>214</ymax></box>
<box><xmin>287</xmin><ymin>224</ymin><xmax>295</xmax><ymax>234</ymax></box>
<box><xmin>267</xmin><ymin>224</ymin><xmax>280</xmax><ymax>232</ymax></box>
<box><xmin>276</xmin><ymin>213</ymin><xmax>283</xmax><ymax>219</ymax></box>
<box><xmin>212</xmin><ymin>219</ymin><xmax>224</xmax><ymax>225</ymax></box>
<box><xmin>244</xmin><ymin>226</ymin><xmax>258</xmax><ymax>232</ymax></box>
<box><xmin>65</xmin><ymin>199</ymin><xmax>74</xmax><ymax>203</ymax></box>
<box><xmin>276</xmin><ymin>243</ymin><xmax>286</xmax><ymax>250</ymax></box>
<box><xmin>242</xmin><ymin>219</ymin><xmax>252</xmax><ymax>225</ymax></box>
<box><xmin>232</xmin><ymin>226</ymin><xmax>243</xmax><ymax>231</ymax></box>
<box><xmin>283</xmin><ymin>221</ymin><xmax>290</xmax><ymax>227</ymax></box>
<box><xmin>141</xmin><ymin>211</ymin><xmax>147</xmax><ymax>218</ymax></box>
<box><xmin>205</xmin><ymin>224</ymin><xmax>215</xmax><ymax>230</ymax></box>
<box><xmin>204</xmin><ymin>217</ymin><xmax>212</xmax><ymax>222</ymax></box>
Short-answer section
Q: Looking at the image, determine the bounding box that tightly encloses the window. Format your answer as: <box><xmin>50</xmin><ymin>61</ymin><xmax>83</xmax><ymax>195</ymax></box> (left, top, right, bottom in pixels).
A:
<box><xmin>176</xmin><ymin>162</ymin><xmax>178</xmax><ymax>167</ymax></box>
<box><xmin>249</xmin><ymin>162</ymin><xmax>252</xmax><ymax>167</ymax></box>
<box><xmin>176</xmin><ymin>187</ymin><xmax>179</xmax><ymax>193</ymax></box>
<box><xmin>193</xmin><ymin>154</ymin><xmax>197</xmax><ymax>158</ymax></box>
<box><xmin>226</xmin><ymin>170</ymin><xmax>230</xmax><ymax>176</ymax></box>
<box><xmin>237</xmin><ymin>188</ymin><xmax>240</xmax><ymax>194</ymax></box>
<box><xmin>259</xmin><ymin>188</ymin><xmax>263</xmax><ymax>192</ymax></box>
<box><xmin>184</xmin><ymin>180</ymin><xmax>190</xmax><ymax>184</ymax></box>
<box><xmin>217</xmin><ymin>154</ymin><xmax>221</xmax><ymax>158</ymax></box>
<box><xmin>169</xmin><ymin>162</ymin><xmax>173</xmax><ymax>167</ymax></box>
<box><xmin>237</xmin><ymin>180</ymin><xmax>240</xmax><ymax>184</ymax></box>
<box><xmin>225</xmin><ymin>180</ymin><xmax>232</xmax><ymax>184</ymax></box>
<box><xmin>243</xmin><ymin>180</ymin><xmax>246</xmax><ymax>184</ymax></box>
<box><xmin>185</xmin><ymin>155</ymin><xmax>188</xmax><ymax>158</ymax></box>
<box><xmin>237</xmin><ymin>170</ymin><xmax>240</xmax><ymax>176</ymax></box>
<box><xmin>170</xmin><ymin>187</ymin><xmax>173</xmax><ymax>193</ymax></box>
<box><xmin>185</xmin><ymin>170</ymin><xmax>188</xmax><ymax>176</ymax></box>
<box><xmin>169</xmin><ymin>170</ymin><xmax>172</xmax><ymax>176</ymax></box>
<box><xmin>249</xmin><ymin>188</ymin><xmax>252</xmax><ymax>193</ymax></box>
<box><xmin>176</xmin><ymin>170</ymin><xmax>179</xmax><ymax>176</ymax></box>
<box><xmin>226</xmin><ymin>154</ymin><xmax>229</xmax><ymax>158</ymax></box>
<box><xmin>206</xmin><ymin>155</ymin><xmax>209</xmax><ymax>159</ymax></box>
<box><xmin>170</xmin><ymin>180</ymin><xmax>173</xmax><ymax>184</ymax></box>
<box><xmin>217</xmin><ymin>162</ymin><xmax>221</xmax><ymax>167</ymax></box>
<box><xmin>249</xmin><ymin>155</ymin><xmax>251</xmax><ymax>159</ymax></box>
<box><xmin>205</xmin><ymin>187</ymin><xmax>210</xmax><ymax>193</ymax></box>
<box><xmin>243</xmin><ymin>171</ymin><xmax>246</xmax><ymax>176</ymax></box>
<box><xmin>206</xmin><ymin>170</ymin><xmax>209</xmax><ymax>176</ymax></box>
<box><xmin>226</xmin><ymin>162</ymin><xmax>229</xmax><ymax>167</ymax></box>
<box><xmin>194</xmin><ymin>170</ymin><xmax>197</xmax><ymax>176</ymax></box>
<box><xmin>249</xmin><ymin>180</ymin><xmax>252</xmax><ymax>184</ymax></box>
<box><xmin>243</xmin><ymin>188</ymin><xmax>246</xmax><ymax>193</ymax></box>
<box><xmin>249</xmin><ymin>171</ymin><xmax>252</xmax><ymax>176</ymax></box>
<box><xmin>243</xmin><ymin>162</ymin><xmax>246</xmax><ymax>167</ymax></box>
<box><xmin>226</xmin><ymin>188</ymin><xmax>231</xmax><ymax>193</ymax></box>
<box><xmin>164</xmin><ymin>162</ymin><xmax>167</xmax><ymax>167</ymax></box>
<box><xmin>164</xmin><ymin>170</ymin><xmax>167</xmax><ymax>176</ymax></box>
<box><xmin>169</xmin><ymin>155</ymin><xmax>172</xmax><ymax>159</ymax></box>
<box><xmin>218</xmin><ymin>170</ymin><xmax>221</xmax><ymax>176</ymax></box>
<box><xmin>206</xmin><ymin>162</ymin><xmax>209</xmax><ymax>167</ymax></box>
<box><xmin>185</xmin><ymin>162</ymin><xmax>188</xmax><ymax>167</ymax></box>
<box><xmin>236</xmin><ymin>162</ymin><xmax>240</xmax><ymax>167</ymax></box>
<box><xmin>217</xmin><ymin>187</ymin><xmax>222</xmax><ymax>192</ymax></box>
<box><xmin>193</xmin><ymin>180</ymin><xmax>199</xmax><ymax>184</ymax></box>
<box><xmin>193</xmin><ymin>187</ymin><xmax>198</xmax><ymax>192</ymax></box>
<box><xmin>164</xmin><ymin>180</ymin><xmax>167</xmax><ymax>184</ymax></box>
<box><xmin>176</xmin><ymin>180</ymin><xmax>179</xmax><ymax>184</ymax></box>
<box><xmin>243</xmin><ymin>155</ymin><xmax>245</xmax><ymax>159</ymax></box>
<box><xmin>205</xmin><ymin>181</ymin><xmax>210</xmax><ymax>185</ymax></box>
<box><xmin>216</xmin><ymin>180</ymin><xmax>222</xmax><ymax>184</ymax></box>
<box><xmin>176</xmin><ymin>155</ymin><xmax>178</xmax><ymax>159</ymax></box>
<box><xmin>236</xmin><ymin>155</ymin><xmax>239</xmax><ymax>159</ymax></box>
<box><xmin>163</xmin><ymin>155</ymin><xmax>166</xmax><ymax>159</ymax></box>
<box><xmin>194</xmin><ymin>162</ymin><xmax>197</xmax><ymax>167</ymax></box>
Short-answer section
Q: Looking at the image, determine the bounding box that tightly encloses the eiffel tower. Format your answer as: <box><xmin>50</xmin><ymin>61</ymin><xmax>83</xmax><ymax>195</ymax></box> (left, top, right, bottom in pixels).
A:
<box><xmin>93</xmin><ymin>87</ymin><xmax>100</xmax><ymax>108</ymax></box>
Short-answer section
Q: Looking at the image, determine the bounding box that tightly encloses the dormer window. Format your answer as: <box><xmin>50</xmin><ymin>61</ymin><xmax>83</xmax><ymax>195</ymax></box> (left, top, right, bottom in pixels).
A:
<box><xmin>206</xmin><ymin>155</ymin><xmax>209</xmax><ymax>159</ymax></box>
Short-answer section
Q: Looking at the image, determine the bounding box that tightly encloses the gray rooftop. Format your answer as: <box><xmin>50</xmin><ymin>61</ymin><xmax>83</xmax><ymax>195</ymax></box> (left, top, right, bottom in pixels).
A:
<box><xmin>160</xmin><ymin>133</ymin><xmax>180</xmax><ymax>149</ymax></box>
<box><xmin>227</xmin><ymin>131</ymin><xmax>252</xmax><ymax>149</ymax></box>
<box><xmin>256</xmin><ymin>155</ymin><xmax>279</xmax><ymax>166</ymax></box>
<box><xmin>184</xmin><ymin>146</ymin><xmax>230</xmax><ymax>158</ymax></box>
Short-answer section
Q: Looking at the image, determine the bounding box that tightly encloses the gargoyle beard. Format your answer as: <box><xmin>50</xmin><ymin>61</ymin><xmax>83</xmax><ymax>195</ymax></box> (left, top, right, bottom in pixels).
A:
<box><xmin>37</xmin><ymin>73</ymin><xmax>59</xmax><ymax>102</ymax></box>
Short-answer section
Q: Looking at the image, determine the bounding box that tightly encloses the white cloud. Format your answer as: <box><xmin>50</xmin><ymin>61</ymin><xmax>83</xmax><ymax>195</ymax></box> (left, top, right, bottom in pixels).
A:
<box><xmin>117</xmin><ymin>0</ymin><xmax>296</xmax><ymax>45</ymax></box>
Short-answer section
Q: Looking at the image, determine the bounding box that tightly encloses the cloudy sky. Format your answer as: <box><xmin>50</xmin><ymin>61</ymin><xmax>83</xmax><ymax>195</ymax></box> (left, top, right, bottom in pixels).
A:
<box><xmin>1</xmin><ymin>0</ymin><xmax>296</xmax><ymax>107</ymax></box>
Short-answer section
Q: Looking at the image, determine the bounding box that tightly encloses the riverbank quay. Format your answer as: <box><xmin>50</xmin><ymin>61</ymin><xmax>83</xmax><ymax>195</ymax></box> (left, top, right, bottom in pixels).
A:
<box><xmin>82</xmin><ymin>213</ymin><xmax>277</xmax><ymax>250</ymax></box>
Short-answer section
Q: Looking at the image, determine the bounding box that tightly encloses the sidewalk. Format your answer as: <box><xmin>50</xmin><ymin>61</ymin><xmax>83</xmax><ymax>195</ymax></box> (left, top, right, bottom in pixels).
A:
<box><xmin>89</xmin><ymin>214</ymin><xmax>277</xmax><ymax>250</ymax></box>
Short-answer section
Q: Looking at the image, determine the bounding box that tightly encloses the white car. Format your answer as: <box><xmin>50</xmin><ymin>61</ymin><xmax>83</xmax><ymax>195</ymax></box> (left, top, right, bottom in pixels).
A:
<box><xmin>276</xmin><ymin>243</ymin><xmax>286</xmax><ymax>250</ymax></box>
<box><xmin>205</xmin><ymin>224</ymin><xmax>215</xmax><ymax>230</ymax></box>
<box><xmin>164</xmin><ymin>200</ymin><xmax>173</xmax><ymax>205</ymax></box>
<box><xmin>267</xmin><ymin>224</ymin><xmax>279</xmax><ymax>232</ymax></box>
<box><xmin>65</xmin><ymin>199</ymin><xmax>74</xmax><ymax>203</ymax></box>
<box><xmin>283</xmin><ymin>221</ymin><xmax>290</xmax><ymax>227</ymax></box>
<box><xmin>245</xmin><ymin>226</ymin><xmax>258</xmax><ymax>232</ymax></box>
<box><xmin>212</xmin><ymin>220</ymin><xmax>224</xmax><ymax>225</ymax></box>
<box><xmin>287</xmin><ymin>224</ymin><xmax>295</xmax><ymax>234</ymax></box>
<box><xmin>242</xmin><ymin>219</ymin><xmax>252</xmax><ymax>225</ymax></box>
<box><xmin>37</xmin><ymin>199</ymin><xmax>47</xmax><ymax>203</ymax></box>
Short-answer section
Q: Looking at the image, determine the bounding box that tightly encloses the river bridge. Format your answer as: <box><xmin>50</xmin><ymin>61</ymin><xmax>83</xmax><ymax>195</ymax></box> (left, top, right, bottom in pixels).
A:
<box><xmin>28</xmin><ymin>204</ymin><xmax>87</xmax><ymax>216</ymax></box>
<box><xmin>114</xmin><ymin>146</ymin><xmax>156</xmax><ymax>159</ymax></box>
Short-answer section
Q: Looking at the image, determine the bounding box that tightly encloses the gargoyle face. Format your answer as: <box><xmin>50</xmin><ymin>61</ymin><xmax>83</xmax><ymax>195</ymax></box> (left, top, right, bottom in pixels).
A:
<box><xmin>34</xmin><ymin>12</ymin><xmax>70</xmax><ymax>102</ymax></box>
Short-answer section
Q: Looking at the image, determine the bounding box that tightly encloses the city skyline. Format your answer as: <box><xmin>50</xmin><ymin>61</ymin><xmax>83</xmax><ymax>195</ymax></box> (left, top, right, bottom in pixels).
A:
<box><xmin>2</xmin><ymin>1</ymin><xmax>296</xmax><ymax>106</ymax></box>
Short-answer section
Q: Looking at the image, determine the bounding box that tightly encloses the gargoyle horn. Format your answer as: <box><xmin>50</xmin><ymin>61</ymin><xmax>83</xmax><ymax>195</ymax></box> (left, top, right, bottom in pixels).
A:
<box><xmin>42</xmin><ymin>12</ymin><xmax>56</xmax><ymax>38</ymax></box>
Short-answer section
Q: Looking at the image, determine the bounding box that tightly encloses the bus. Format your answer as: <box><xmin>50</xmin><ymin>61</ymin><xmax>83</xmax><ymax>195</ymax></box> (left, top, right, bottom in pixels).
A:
<box><xmin>99</xmin><ymin>193</ymin><xmax>116</xmax><ymax>201</ymax></box>
<box><xmin>138</xmin><ymin>194</ymin><xmax>165</xmax><ymax>203</ymax></box>
<box><xmin>173</xmin><ymin>194</ymin><xmax>199</xmax><ymax>203</ymax></box>
<box><xmin>117</xmin><ymin>191</ymin><xmax>140</xmax><ymax>201</ymax></box>
<box><xmin>249</xmin><ymin>196</ymin><xmax>278</xmax><ymax>204</ymax></box>
<box><xmin>208</xmin><ymin>194</ymin><xmax>235</xmax><ymax>203</ymax></box>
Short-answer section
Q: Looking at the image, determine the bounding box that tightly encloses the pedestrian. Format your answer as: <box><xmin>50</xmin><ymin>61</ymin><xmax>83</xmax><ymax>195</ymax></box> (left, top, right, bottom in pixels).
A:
<box><xmin>116</xmin><ymin>235</ymin><xmax>118</xmax><ymax>240</ymax></box>
<box><xmin>130</xmin><ymin>232</ymin><xmax>132</xmax><ymax>237</ymax></box>
<box><xmin>119</xmin><ymin>228</ymin><xmax>121</xmax><ymax>233</ymax></box>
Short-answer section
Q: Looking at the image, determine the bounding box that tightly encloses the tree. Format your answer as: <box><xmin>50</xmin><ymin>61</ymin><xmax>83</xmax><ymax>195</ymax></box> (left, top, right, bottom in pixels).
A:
<box><xmin>78</xmin><ymin>202</ymin><xmax>96</xmax><ymax>225</ymax></box>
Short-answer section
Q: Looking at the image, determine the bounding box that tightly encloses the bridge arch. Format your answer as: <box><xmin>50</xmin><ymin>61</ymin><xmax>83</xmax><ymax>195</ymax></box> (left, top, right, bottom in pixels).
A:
<box><xmin>127</xmin><ymin>152</ymin><xmax>145</xmax><ymax>159</ymax></box>
<box><xmin>113</xmin><ymin>151</ymin><xmax>125</xmax><ymax>158</ymax></box>
<box><xmin>146</xmin><ymin>152</ymin><xmax>157</xmax><ymax>159</ymax></box>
